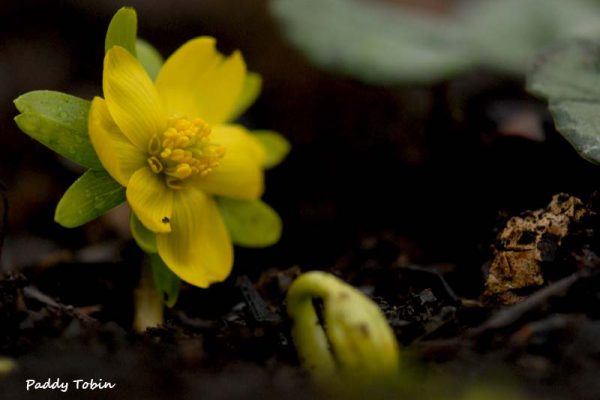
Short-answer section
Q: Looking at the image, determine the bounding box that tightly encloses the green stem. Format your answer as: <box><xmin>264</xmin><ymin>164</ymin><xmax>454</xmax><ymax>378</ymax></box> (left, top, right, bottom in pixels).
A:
<box><xmin>133</xmin><ymin>257</ymin><xmax>163</xmax><ymax>332</ymax></box>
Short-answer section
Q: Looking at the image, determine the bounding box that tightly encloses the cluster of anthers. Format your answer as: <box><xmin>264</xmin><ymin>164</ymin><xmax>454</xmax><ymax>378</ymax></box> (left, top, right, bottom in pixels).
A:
<box><xmin>146</xmin><ymin>117</ymin><xmax>225</xmax><ymax>189</ymax></box>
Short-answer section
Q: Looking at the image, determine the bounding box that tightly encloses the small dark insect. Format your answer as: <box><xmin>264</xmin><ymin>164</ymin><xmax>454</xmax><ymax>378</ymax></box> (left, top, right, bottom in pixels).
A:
<box><xmin>357</xmin><ymin>323</ymin><xmax>370</xmax><ymax>337</ymax></box>
<box><xmin>162</xmin><ymin>217</ymin><xmax>170</xmax><ymax>224</ymax></box>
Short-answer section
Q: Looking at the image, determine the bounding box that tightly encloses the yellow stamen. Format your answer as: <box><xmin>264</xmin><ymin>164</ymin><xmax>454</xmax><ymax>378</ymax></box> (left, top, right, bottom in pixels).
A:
<box><xmin>166</xmin><ymin>177</ymin><xmax>184</xmax><ymax>190</ymax></box>
<box><xmin>172</xmin><ymin>163</ymin><xmax>192</xmax><ymax>179</ymax></box>
<box><xmin>146</xmin><ymin>116</ymin><xmax>225</xmax><ymax>189</ymax></box>
<box><xmin>147</xmin><ymin>157</ymin><xmax>163</xmax><ymax>173</ymax></box>
<box><xmin>148</xmin><ymin>135</ymin><xmax>161</xmax><ymax>155</ymax></box>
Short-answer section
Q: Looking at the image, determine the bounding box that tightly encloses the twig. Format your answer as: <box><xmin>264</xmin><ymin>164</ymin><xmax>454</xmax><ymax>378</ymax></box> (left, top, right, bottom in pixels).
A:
<box><xmin>23</xmin><ymin>285</ymin><xmax>99</xmax><ymax>326</ymax></box>
<box><xmin>402</xmin><ymin>264</ymin><xmax>460</xmax><ymax>303</ymax></box>
<box><xmin>237</xmin><ymin>275</ymin><xmax>281</xmax><ymax>323</ymax></box>
<box><xmin>469</xmin><ymin>272</ymin><xmax>581</xmax><ymax>336</ymax></box>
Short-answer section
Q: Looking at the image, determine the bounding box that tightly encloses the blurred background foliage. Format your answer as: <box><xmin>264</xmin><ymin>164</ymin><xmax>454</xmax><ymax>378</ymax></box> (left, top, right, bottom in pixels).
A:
<box><xmin>272</xmin><ymin>0</ymin><xmax>600</xmax><ymax>84</ymax></box>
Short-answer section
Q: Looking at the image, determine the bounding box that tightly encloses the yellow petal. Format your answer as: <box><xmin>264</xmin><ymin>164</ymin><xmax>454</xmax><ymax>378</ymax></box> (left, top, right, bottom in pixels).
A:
<box><xmin>189</xmin><ymin>125</ymin><xmax>264</xmax><ymax>200</ymax></box>
<box><xmin>156</xmin><ymin>187</ymin><xmax>233</xmax><ymax>288</ymax></box>
<box><xmin>155</xmin><ymin>37</ymin><xmax>246</xmax><ymax>124</ymax></box>
<box><xmin>127</xmin><ymin>167</ymin><xmax>173</xmax><ymax>233</ymax></box>
<box><xmin>211</xmin><ymin>124</ymin><xmax>266</xmax><ymax>164</ymax></box>
<box><xmin>156</xmin><ymin>38</ymin><xmax>220</xmax><ymax>118</ymax></box>
<box><xmin>88</xmin><ymin>97</ymin><xmax>146</xmax><ymax>186</ymax></box>
<box><xmin>104</xmin><ymin>46</ymin><xmax>166</xmax><ymax>150</ymax></box>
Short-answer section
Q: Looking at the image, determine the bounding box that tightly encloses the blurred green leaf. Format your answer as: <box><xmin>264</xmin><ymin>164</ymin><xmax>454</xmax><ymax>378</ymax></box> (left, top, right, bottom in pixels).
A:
<box><xmin>527</xmin><ymin>40</ymin><xmax>600</xmax><ymax>164</ymax></box>
<box><xmin>55</xmin><ymin>169</ymin><xmax>125</xmax><ymax>228</ymax></box>
<box><xmin>458</xmin><ymin>384</ymin><xmax>525</xmax><ymax>400</ymax></box>
<box><xmin>271</xmin><ymin>0</ymin><xmax>600</xmax><ymax>83</ymax></box>
<box><xmin>136</xmin><ymin>39</ymin><xmax>163</xmax><ymax>80</ymax></box>
<box><xmin>105</xmin><ymin>6</ymin><xmax>138</xmax><ymax>55</ymax></box>
<box><xmin>271</xmin><ymin>0</ymin><xmax>471</xmax><ymax>84</ymax></box>
<box><xmin>131</xmin><ymin>212</ymin><xmax>157</xmax><ymax>253</ymax></box>
<box><xmin>150</xmin><ymin>254</ymin><xmax>180</xmax><ymax>308</ymax></box>
<box><xmin>253</xmin><ymin>130</ymin><xmax>290</xmax><ymax>169</ymax></box>
<box><xmin>459</xmin><ymin>0</ymin><xmax>553</xmax><ymax>74</ymax></box>
<box><xmin>461</xmin><ymin>0</ymin><xmax>600</xmax><ymax>74</ymax></box>
<box><xmin>230</xmin><ymin>72</ymin><xmax>262</xmax><ymax>121</ymax></box>
<box><xmin>217</xmin><ymin>198</ymin><xmax>282</xmax><ymax>247</ymax></box>
<box><xmin>14</xmin><ymin>91</ymin><xmax>102</xmax><ymax>169</ymax></box>
<box><xmin>0</xmin><ymin>356</ymin><xmax>16</xmax><ymax>376</ymax></box>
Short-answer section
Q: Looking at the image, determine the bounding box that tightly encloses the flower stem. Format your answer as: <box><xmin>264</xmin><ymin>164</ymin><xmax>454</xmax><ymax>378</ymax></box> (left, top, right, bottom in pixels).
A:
<box><xmin>133</xmin><ymin>257</ymin><xmax>163</xmax><ymax>332</ymax></box>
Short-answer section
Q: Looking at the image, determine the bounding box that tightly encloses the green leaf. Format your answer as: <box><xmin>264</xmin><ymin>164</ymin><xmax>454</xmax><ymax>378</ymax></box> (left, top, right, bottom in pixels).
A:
<box><xmin>55</xmin><ymin>169</ymin><xmax>125</xmax><ymax>228</ymax></box>
<box><xmin>271</xmin><ymin>0</ymin><xmax>600</xmax><ymax>83</ymax></box>
<box><xmin>217</xmin><ymin>198</ymin><xmax>282</xmax><ymax>248</ymax></box>
<box><xmin>271</xmin><ymin>0</ymin><xmax>473</xmax><ymax>84</ymax></box>
<box><xmin>528</xmin><ymin>41</ymin><xmax>600</xmax><ymax>101</ymax></box>
<box><xmin>253</xmin><ymin>130</ymin><xmax>290</xmax><ymax>169</ymax></box>
<box><xmin>14</xmin><ymin>91</ymin><xmax>102</xmax><ymax>170</ymax></box>
<box><xmin>459</xmin><ymin>0</ymin><xmax>550</xmax><ymax>74</ymax></box>
<box><xmin>136</xmin><ymin>39</ymin><xmax>163</xmax><ymax>80</ymax></box>
<box><xmin>527</xmin><ymin>40</ymin><xmax>600</xmax><ymax>164</ymax></box>
<box><xmin>105</xmin><ymin>7</ymin><xmax>138</xmax><ymax>56</ymax></box>
<box><xmin>130</xmin><ymin>213</ymin><xmax>157</xmax><ymax>253</ymax></box>
<box><xmin>150</xmin><ymin>254</ymin><xmax>180</xmax><ymax>308</ymax></box>
<box><xmin>230</xmin><ymin>72</ymin><xmax>262</xmax><ymax>121</ymax></box>
<box><xmin>461</xmin><ymin>0</ymin><xmax>600</xmax><ymax>74</ymax></box>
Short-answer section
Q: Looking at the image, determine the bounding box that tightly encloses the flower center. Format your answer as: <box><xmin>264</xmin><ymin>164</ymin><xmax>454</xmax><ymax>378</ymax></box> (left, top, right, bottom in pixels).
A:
<box><xmin>147</xmin><ymin>117</ymin><xmax>225</xmax><ymax>189</ymax></box>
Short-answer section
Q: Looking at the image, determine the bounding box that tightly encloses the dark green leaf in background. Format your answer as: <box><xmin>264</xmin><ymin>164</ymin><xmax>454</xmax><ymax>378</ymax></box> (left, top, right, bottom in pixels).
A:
<box><xmin>527</xmin><ymin>40</ymin><xmax>600</xmax><ymax>164</ymax></box>
<box><xmin>461</xmin><ymin>0</ymin><xmax>600</xmax><ymax>74</ymax></box>
<box><xmin>271</xmin><ymin>0</ymin><xmax>600</xmax><ymax>84</ymax></box>
<box><xmin>271</xmin><ymin>0</ymin><xmax>470</xmax><ymax>85</ymax></box>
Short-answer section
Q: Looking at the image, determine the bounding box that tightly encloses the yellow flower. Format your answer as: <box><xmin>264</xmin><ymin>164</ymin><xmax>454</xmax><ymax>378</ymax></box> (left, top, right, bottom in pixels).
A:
<box><xmin>89</xmin><ymin>38</ymin><xmax>266</xmax><ymax>287</ymax></box>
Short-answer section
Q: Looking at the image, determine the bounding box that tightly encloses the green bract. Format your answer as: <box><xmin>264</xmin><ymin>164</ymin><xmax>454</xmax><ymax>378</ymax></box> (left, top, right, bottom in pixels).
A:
<box><xmin>217</xmin><ymin>198</ymin><xmax>282</xmax><ymax>247</ymax></box>
<box><xmin>253</xmin><ymin>130</ymin><xmax>291</xmax><ymax>169</ymax></box>
<box><xmin>55</xmin><ymin>170</ymin><xmax>125</xmax><ymax>228</ymax></box>
<box><xmin>14</xmin><ymin>91</ymin><xmax>100</xmax><ymax>169</ymax></box>
<box><xmin>150</xmin><ymin>254</ymin><xmax>180</xmax><ymax>308</ymax></box>
<box><xmin>527</xmin><ymin>40</ymin><xmax>600</xmax><ymax>164</ymax></box>
<box><xmin>14</xmin><ymin>8</ymin><xmax>144</xmax><ymax>228</ymax></box>
<box><xmin>105</xmin><ymin>7</ymin><xmax>138</xmax><ymax>56</ymax></box>
<box><xmin>136</xmin><ymin>39</ymin><xmax>164</xmax><ymax>80</ymax></box>
<box><xmin>130</xmin><ymin>213</ymin><xmax>157</xmax><ymax>253</ymax></box>
<box><xmin>230</xmin><ymin>72</ymin><xmax>262</xmax><ymax>121</ymax></box>
<box><xmin>271</xmin><ymin>0</ymin><xmax>600</xmax><ymax>84</ymax></box>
